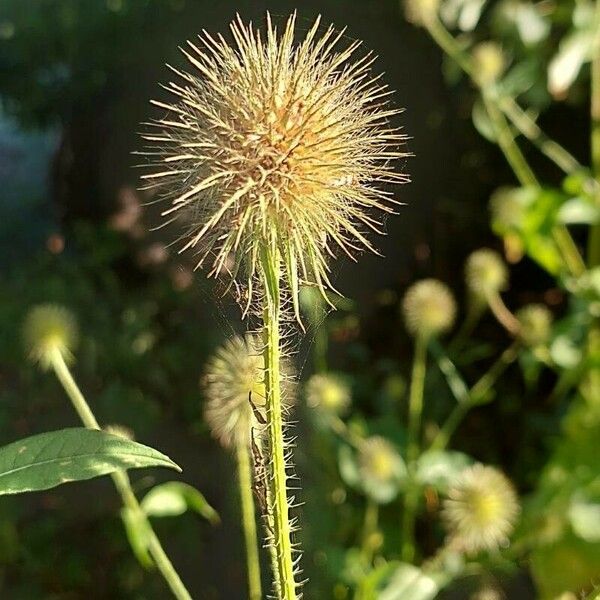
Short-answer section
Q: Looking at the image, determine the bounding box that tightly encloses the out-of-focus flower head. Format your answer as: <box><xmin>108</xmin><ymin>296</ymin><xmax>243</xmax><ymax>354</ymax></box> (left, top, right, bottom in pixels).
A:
<box><xmin>465</xmin><ymin>248</ymin><xmax>508</xmax><ymax>302</ymax></box>
<box><xmin>305</xmin><ymin>373</ymin><xmax>351</xmax><ymax>416</ymax></box>
<box><xmin>358</xmin><ymin>436</ymin><xmax>406</xmax><ymax>504</ymax></box>
<box><xmin>516</xmin><ymin>304</ymin><xmax>553</xmax><ymax>348</ymax></box>
<box><xmin>402</xmin><ymin>279</ymin><xmax>456</xmax><ymax>339</ymax></box>
<box><xmin>203</xmin><ymin>334</ymin><xmax>265</xmax><ymax>449</ymax></box>
<box><xmin>443</xmin><ymin>463</ymin><xmax>520</xmax><ymax>553</ymax></box>
<box><xmin>23</xmin><ymin>304</ymin><xmax>79</xmax><ymax>370</ymax></box>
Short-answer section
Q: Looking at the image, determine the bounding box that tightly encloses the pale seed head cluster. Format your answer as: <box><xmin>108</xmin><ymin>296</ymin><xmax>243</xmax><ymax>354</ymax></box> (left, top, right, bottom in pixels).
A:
<box><xmin>23</xmin><ymin>304</ymin><xmax>79</xmax><ymax>370</ymax></box>
<box><xmin>202</xmin><ymin>334</ymin><xmax>266</xmax><ymax>449</ymax></box>
<box><xmin>516</xmin><ymin>304</ymin><xmax>553</xmax><ymax>348</ymax></box>
<box><xmin>402</xmin><ymin>279</ymin><xmax>456</xmax><ymax>339</ymax></box>
<box><xmin>358</xmin><ymin>436</ymin><xmax>406</xmax><ymax>503</ymax></box>
<box><xmin>465</xmin><ymin>248</ymin><xmax>508</xmax><ymax>302</ymax></box>
<box><xmin>141</xmin><ymin>13</ymin><xmax>408</xmax><ymax>320</ymax></box>
<box><xmin>442</xmin><ymin>464</ymin><xmax>520</xmax><ymax>553</ymax></box>
<box><xmin>305</xmin><ymin>373</ymin><xmax>351</xmax><ymax>415</ymax></box>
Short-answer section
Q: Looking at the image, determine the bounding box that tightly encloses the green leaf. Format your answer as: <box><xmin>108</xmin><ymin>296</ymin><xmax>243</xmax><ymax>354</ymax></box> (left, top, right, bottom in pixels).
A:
<box><xmin>416</xmin><ymin>450</ymin><xmax>473</xmax><ymax>491</ymax></box>
<box><xmin>568</xmin><ymin>496</ymin><xmax>600</xmax><ymax>542</ymax></box>
<box><xmin>557</xmin><ymin>197</ymin><xmax>600</xmax><ymax>225</ymax></box>
<box><xmin>378</xmin><ymin>563</ymin><xmax>439</xmax><ymax>600</ymax></box>
<box><xmin>0</xmin><ymin>428</ymin><xmax>181</xmax><ymax>495</ymax></box>
<box><xmin>548</xmin><ymin>29</ymin><xmax>594</xmax><ymax>98</ymax></box>
<box><xmin>141</xmin><ymin>481</ymin><xmax>219</xmax><ymax>524</ymax></box>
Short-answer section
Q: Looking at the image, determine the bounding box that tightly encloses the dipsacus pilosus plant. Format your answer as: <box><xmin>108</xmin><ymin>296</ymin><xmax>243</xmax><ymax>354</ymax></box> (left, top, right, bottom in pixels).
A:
<box><xmin>141</xmin><ymin>13</ymin><xmax>407</xmax><ymax>598</ymax></box>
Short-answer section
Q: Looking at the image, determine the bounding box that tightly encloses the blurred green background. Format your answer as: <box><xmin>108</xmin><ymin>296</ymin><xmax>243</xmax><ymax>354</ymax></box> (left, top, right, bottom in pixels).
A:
<box><xmin>1</xmin><ymin>0</ymin><xmax>598</xmax><ymax>598</ymax></box>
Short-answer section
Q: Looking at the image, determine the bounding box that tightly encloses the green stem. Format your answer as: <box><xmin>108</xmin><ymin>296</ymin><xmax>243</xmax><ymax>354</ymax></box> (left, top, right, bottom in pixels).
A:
<box><xmin>49</xmin><ymin>349</ymin><xmax>192</xmax><ymax>600</ymax></box>
<box><xmin>260</xmin><ymin>242</ymin><xmax>298</xmax><ymax>600</ymax></box>
<box><xmin>360</xmin><ymin>499</ymin><xmax>379</xmax><ymax>565</ymax></box>
<box><xmin>426</xmin><ymin>15</ymin><xmax>582</xmax><ymax>176</ymax></box>
<box><xmin>236</xmin><ymin>440</ymin><xmax>262</xmax><ymax>600</ymax></box>
<box><xmin>431</xmin><ymin>342</ymin><xmax>520</xmax><ymax>451</ymax></box>
<box><xmin>482</xmin><ymin>91</ymin><xmax>538</xmax><ymax>187</ymax></box>
<box><xmin>426</xmin><ymin>15</ymin><xmax>586</xmax><ymax>277</ymax></box>
<box><xmin>448</xmin><ymin>300</ymin><xmax>485</xmax><ymax>353</ymax></box>
<box><xmin>401</xmin><ymin>334</ymin><xmax>427</xmax><ymax>563</ymax></box>
<box><xmin>486</xmin><ymin>291</ymin><xmax>521</xmax><ymax>335</ymax></box>
<box><xmin>483</xmin><ymin>90</ymin><xmax>586</xmax><ymax>276</ymax></box>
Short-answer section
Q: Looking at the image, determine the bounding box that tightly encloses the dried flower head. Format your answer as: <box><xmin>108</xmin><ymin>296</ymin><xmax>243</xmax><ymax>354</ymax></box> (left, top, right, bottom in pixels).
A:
<box><xmin>358</xmin><ymin>436</ymin><xmax>406</xmax><ymax>504</ymax></box>
<box><xmin>141</xmin><ymin>13</ymin><xmax>407</xmax><ymax>320</ymax></box>
<box><xmin>305</xmin><ymin>373</ymin><xmax>351</xmax><ymax>415</ymax></box>
<box><xmin>402</xmin><ymin>279</ymin><xmax>456</xmax><ymax>339</ymax></box>
<box><xmin>516</xmin><ymin>304</ymin><xmax>553</xmax><ymax>348</ymax></box>
<box><xmin>23</xmin><ymin>304</ymin><xmax>79</xmax><ymax>370</ymax></box>
<box><xmin>465</xmin><ymin>248</ymin><xmax>508</xmax><ymax>301</ymax></box>
<box><xmin>443</xmin><ymin>464</ymin><xmax>520</xmax><ymax>553</ymax></box>
<box><xmin>203</xmin><ymin>334</ymin><xmax>265</xmax><ymax>448</ymax></box>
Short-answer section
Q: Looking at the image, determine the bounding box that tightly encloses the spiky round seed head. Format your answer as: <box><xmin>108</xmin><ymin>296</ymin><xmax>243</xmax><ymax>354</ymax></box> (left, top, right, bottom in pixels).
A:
<box><xmin>489</xmin><ymin>187</ymin><xmax>526</xmax><ymax>232</ymax></box>
<box><xmin>465</xmin><ymin>248</ymin><xmax>508</xmax><ymax>301</ymax></box>
<box><xmin>104</xmin><ymin>424</ymin><xmax>135</xmax><ymax>441</ymax></box>
<box><xmin>402</xmin><ymin>279</ymin><xmax>456</xmax><ymax>339</ymax></box>
<box><xmin>443</xmin><ymin>464</ymin><xmax>520</xmax><ymax>553</ymax></box>
<box><xmin>358</xmin><ymin>436</ymin><xmax>406</xmax><ymax>503</ymax></box>
<box><xmin>141</xmin><ymin>13</ymin><xmax>407</xmax><ymax>320</ymax></box>
<box><xmin>472</xmin><ymin>42</ymin><xmax>505</xmax><ymax>86</ymax></box>
<box><xmin>23</xmin><ymin>304</ymin><xmax>79</xmax><ymax>370</ymax></box>
<box><xmin>203</xmin><ymin>334</ymin><xmax>265</xmax><ymax>449</ymax></box>
<box><xmin>403</xmin><ymin>0</ymin><xmax>440</xmax><ymax>26</ymax></box>
<box><xmin>516</xmin><ymin>304</ymin><xmax>553</xmax><ymax>348</ymax></box>
<box><xmin>305</xmin><ymin>373</ymin><xmax>351</xmax><ymax>415</ymax></box>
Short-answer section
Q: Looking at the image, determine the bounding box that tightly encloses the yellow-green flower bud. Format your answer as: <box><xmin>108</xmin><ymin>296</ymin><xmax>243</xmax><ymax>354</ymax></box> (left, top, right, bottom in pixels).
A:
<box><xmin>23</xmin><ymin>304</ymin><xmax>79</xmax><ymax>370</ymax></box>
<box><xmin>465</xmin><ymin>248</ymin><xmax>508</xmax><ymax>301</ymax></box>
<box><xmin>305</xmin><ymin>373</ymin><xmax>351</xmax><ymax>416</ymax></box>
<box><xmin>516</xmin><ymin>304</ymin><xmax>553</xmax><ymax>348</ymax></box>
<box><xmin>402</xmin><ymin>279</ymin><xmax>456</xmax><ymax>339</ymax></box>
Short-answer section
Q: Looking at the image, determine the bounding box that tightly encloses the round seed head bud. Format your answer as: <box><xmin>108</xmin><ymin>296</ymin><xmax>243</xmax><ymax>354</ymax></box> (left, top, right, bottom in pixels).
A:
<box><xmin>490</xmin><ymin>187</ymin><xmax>526</xmax><ymax>232</ymax></box>
<box><xmin>403</xmin><ymin>0</ymin><xmax>440</xmax><ymax>26</ymax></box>
<box><xmin>104</xmin><ymin>424</ymin><xmax>135</xmax><ymax>441</ymax></box>
<box><xmin>203</xmin><ymin>334</ymin><xmax>265</xmax><ymax>449</ymax></box>
<box><xmin>443</xmin><ymin>464</ymin><xmax>520</xmax><ymax>553</ymax></box>
<box><xmin>305</xmin><ymin>373</ymin><xmax>351</xmax><ymax>416</ymax></box>
<box><xmin>465</xmin><ymin>248</ymin><xmax>508</xmax><ymax>301</ymax></box>
<box><xmin>472</xmin><ymin>42</ymin><xmax>505</xmax><ymax>86</ymax></box>
<box><xmin>358</xmin><ymin>436</ymin><xmax>406</xmax><ymax>504</ymax></box>
<box><xmin>516</xmin><ymin>304</ymin><xmax>553</xmax><ymax>348</ymax></box>
<box><xmin>402</xmin><ymin>279</ymin><xmax>456</xmax><ymax>339</ymax></box>
<box><xmin>141</xmin><ymin>14</ymin><xmax>408</xmax><ymax>321</ymax></box>
<box><xmin>23</xmin><ymin>304</ymin><xmax>79</xmax><ymax>370</ymax></box>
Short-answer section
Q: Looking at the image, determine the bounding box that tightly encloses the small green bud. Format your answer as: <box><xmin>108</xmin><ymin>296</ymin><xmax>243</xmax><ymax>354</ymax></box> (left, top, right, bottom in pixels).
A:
<box><xmin>516</xmin><ymin>304</ymin><xmax>553</xmax><ymax>348</ymax></box>
<box><xmin>402</xmin><ymin>279</ymin><xmax>456</xmax><ymax>339</ymax></box>
<box><xmin>23</xmin><ymin>304</ymin><xmax>79</xmax><ymax>370</ymax></box>
<box><xmin>465</xmin><ymin>248</ymin><xmax>508</xmax><ymax>301</ymax></box>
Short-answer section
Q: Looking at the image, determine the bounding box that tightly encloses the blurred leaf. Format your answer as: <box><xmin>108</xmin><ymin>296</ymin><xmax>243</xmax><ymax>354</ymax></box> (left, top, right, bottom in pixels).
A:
<box><xmin>557</xmin><ymin>197</ymin><xmax>600</xmax><ymax>225</ymax></box>
<box><xmin>472</xmin><ymin>99</ymin><xmax>497</xmax><ymax>142</ymax></box>
<box><xmin>0</xmin><ymin>428</ymin><xmax>180</xmax><ymax>495</ymax></box>
<box><xmin>550</xmin><ymin>335</ymin><xmax>582</xmax><ymax>369</ymax></box>
<box><xmin>378</xmin><ymin>563</ymin><xmax>439</xmax><ymax>600</ymax></box>
<box><xmin>441</xmin><ymin>0</ymin><xmax>486</xmax><ymax>31</ymax></box>
<box><xmin>121</xmin><ymin>506</ymin><xmax>153</xmax><ymax>569</ymax></box>
<box><xmin>548</xmin><ymin>29</ymin><xmax>595</xmax><ymax>98</ymax></box>
<box><xmin>141</xmin><ymin>481</ymin><xmax>219</xmax><ymax>524</ymax></box>
<box><xmin>338</xmin><ymin>444</ymin><xmax>361</xmax><ymax>488</ymax></box>
<box><xmin>568</xmin><ymin>496</ymin><xmax>600</xmax><ymax>542</ymax></box>
<box><xmin>416</xmin><ymin>450</ymin><xmax>473</xmax><ymax>491</ymax></box>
